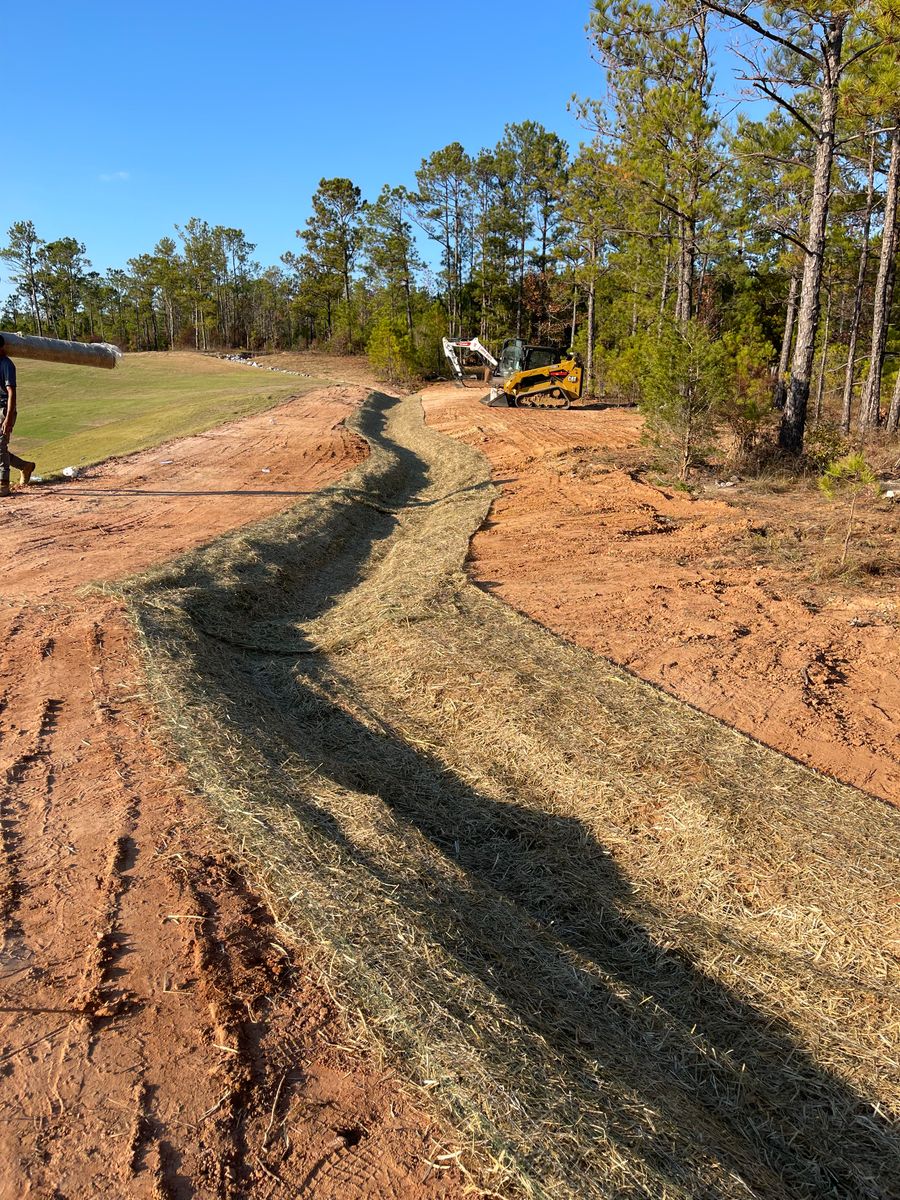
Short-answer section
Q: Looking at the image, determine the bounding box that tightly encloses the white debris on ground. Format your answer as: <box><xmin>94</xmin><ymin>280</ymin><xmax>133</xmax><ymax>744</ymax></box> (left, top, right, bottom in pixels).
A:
<box><xmin>212</xmin><ymin>352</ymin><xmax>315</xmax><ymax>378</ymax></box>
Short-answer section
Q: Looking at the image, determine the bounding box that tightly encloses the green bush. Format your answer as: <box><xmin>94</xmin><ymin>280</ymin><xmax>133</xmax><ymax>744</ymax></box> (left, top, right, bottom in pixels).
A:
<box><xmin>366</xmin><ymin>315</ymin><xmax>420</xmax><ymax>387</ymax></box>
<box><xmin>718</xmin><ymin>328</ymin><xmax>776</xmax><ymax>460</ymax></box>
<box><xmin>805</xmin><ymin>421</ymin><xmax>850</xmax><ymax>471</ymax></box>
<box><xmin>635</xmin><ymin>320</ymin><xmax>728</xmax><ymax>480</ymax></box>
<box><xmin>410</xmin><ymin>301</ymin><xmax>449</xmax><ymax>379</ymax></box>
<box><xmin>818</xmin><ymin>451</ymin><xmax>877</xmax><ymax>567</ymax></box>
<box><xmin>602</xmin><ymin>339</ymin><xmax>644</xmax><ymax>405</ymax></box>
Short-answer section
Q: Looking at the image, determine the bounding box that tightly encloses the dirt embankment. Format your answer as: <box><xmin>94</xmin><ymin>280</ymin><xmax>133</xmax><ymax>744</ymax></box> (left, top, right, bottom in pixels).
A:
<box><xmin>423</xmin><ymin>385</ymin><xmax>900</xmax><ymax>804</ymax></box>
<box><xmin>0</xmin><ymin>385</ymin><xmax>462</xmax><ymax>1199</ymax></box>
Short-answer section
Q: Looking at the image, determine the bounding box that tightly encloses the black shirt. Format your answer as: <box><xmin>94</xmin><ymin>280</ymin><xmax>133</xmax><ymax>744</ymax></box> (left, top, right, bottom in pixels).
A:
<box><xmin>0</xmin><ymin>357</ymin><xmax>16</xmax><ymax>415</ymax></box>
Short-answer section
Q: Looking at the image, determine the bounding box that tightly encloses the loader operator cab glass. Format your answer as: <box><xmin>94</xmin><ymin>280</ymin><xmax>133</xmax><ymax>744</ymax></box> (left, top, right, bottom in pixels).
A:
<box><xmin>524</xmin><ymin>346</ymin><xmax>560</xmax><ymax>371</ymax></box>
<box><xmin>498</xmin><ymin>339</ymin><xmax>563</xmax><ymax>378</ymax></box>
<box><xmin>498</xmin><ymin>338</ymin><xmax>525</xmax><ymax>378</ymax></box>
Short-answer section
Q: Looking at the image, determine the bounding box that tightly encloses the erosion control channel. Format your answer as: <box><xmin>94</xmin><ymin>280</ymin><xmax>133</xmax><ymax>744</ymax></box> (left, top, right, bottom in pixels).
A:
<box><xmin>129</xmin><ymin>392</ymin><xmax>900</xmax><ymax>1200</ymax></box>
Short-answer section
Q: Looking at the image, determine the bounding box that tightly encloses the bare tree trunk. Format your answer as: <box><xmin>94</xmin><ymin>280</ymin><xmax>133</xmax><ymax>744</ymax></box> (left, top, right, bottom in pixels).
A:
<box><xmin>515</xmin><ymin>228</ymin><xmax>526</xmax><ymax>339</ymax></box>
<box><xmin>658</xmin><ymin>241</ymin><xmax>672</xmax><ymax>334</ymax></box>
<box><xmin>841</xmin><ymin>133</ymin><xmax>877</xmax><ymax>431</ymax></box>
<box><xmin>404</xmin><ymin>274</ymin><xmax>413</xmax><ymax>337</ymax></box>
<box><xmin>814</xmin><ymin>286</ymin><xmax>831</xmax><ymax>424</ymax></box>
<box><xmin>858</xmin><ymin>121</ymin><xmax>900</xmax><ymax>433</ymax></box>
<box><xmin>674</xmin><ymin>213</ymin><xmax>694</xmax><ymax>325</ymax></box>
<box><xmin>570</xmin><ymin>284</ymin><xmax>578</xmax><ymax>349</ymax></box>
<box><xmin>586</xmin><ymin>240</ymin><xmax>596</xmax><ymax>398</ymax></box>
<box><xmin>696</xmin><ymin>252</ymin><xmax>710</xmax><ymax>320</ymax></box>
<box><xmin>774</xmin><ymin>272</ymin><xmax>800</xmax><ymax>410</ymax></box>
<box><xmin>840</xmin><ymin>492</ymin><xmax>858</xmax><ymax>567</ymax></box>
<box><xmin>780</xmin><ymin>16</ymin><xmax>845</xmax><ymax>454</ymax></box>
<box><xmin>680</xmin><ymin>406</ymin><xmax>693</xmax><ymax>481</ymax></box>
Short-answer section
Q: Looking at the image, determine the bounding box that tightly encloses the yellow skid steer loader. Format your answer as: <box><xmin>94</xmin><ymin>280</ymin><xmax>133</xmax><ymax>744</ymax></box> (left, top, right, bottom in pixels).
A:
<box><xmin>486</xmin><ymin>338</ymin><xmax>583</xmax><ymax>408</ymax></box>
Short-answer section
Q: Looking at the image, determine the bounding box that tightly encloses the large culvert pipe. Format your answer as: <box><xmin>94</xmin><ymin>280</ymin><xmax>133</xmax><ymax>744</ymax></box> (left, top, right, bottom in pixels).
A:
<box><xmin>0</xmin><ymin>331</ymin><xmax>122</xmax><ymax>369</ymax></box>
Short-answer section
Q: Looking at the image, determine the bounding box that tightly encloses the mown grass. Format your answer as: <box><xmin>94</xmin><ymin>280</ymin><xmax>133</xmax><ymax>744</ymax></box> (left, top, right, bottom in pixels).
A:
<box><xmin>10</xmin><ymin>351</ymin><xmax>327</xmax><ymax>475</ymax></box>
<box><xmin>127</xmin><ymin>393</ymin><xmax>900</xmax><ymax>1199</ymax></box>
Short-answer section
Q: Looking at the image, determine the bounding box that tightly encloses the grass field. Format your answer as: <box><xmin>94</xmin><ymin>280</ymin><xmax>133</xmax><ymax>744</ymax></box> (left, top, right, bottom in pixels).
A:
<box><xmin>9</xmin><ymin>351</ymin><xmax>328</xmax><ymax>476</ymax></box>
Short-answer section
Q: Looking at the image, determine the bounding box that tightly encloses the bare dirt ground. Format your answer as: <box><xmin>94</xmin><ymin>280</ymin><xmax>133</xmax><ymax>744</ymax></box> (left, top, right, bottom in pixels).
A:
<box><xmin>6</xmin><ymin>386</ymin><xmax>366</xmax><ymax>598</ymax></box>
<box><xmin>0</xmin><ymin>383</ymin><xmax>463</xmax><ymax>1199</ymax></box>
<box><xmin>423</xmin><ymin>383</ymin><xmax>900</xmax><ymax>804</ymax></box>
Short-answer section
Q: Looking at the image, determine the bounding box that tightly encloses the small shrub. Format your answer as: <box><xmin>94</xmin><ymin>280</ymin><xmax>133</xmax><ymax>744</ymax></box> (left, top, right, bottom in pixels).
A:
<box><xmin>718</xmin><ymin>329</ymin><xmax>776</xmax><ymax>462</ymax></box>
<box><xmin>366</xmin><ymin>315</ymin><xmax>420</xmax><ymax>387</ymax></box>
<box><xmin>602</xmin><ymin>340</ymin><xmax>644</xmax><ymax>405</ymax></box>
<box><xmin>806</xmin><ymin>422</ymin><xmax>850</xmax><ymax>471</ymax></box>
<box><xmin>635</xmin><ymin>320</ymin><xmax>728</xmax><ymax>481</ymax></box>
<box><xmin>818</xmin><ymin>451</ymin><xmax>877</xmax><ymax>567</ymax></box>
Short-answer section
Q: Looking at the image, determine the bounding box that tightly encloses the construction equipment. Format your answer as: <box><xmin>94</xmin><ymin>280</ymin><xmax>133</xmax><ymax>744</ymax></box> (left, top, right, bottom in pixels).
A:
<box><xmin>442</xmin><ymin>336</ymin><xmax>498</xmax><ymax>386</ymax></box>
<box><xmin>485</xmin><ymin>338</ymin><xmax>583</xmax><ymax>408</ymax></box>
<box><xmin>0</xmin><ymin>331</ymin><xmax>122</xmax><ymax>369</ymax></box>
<box><xmin>444</xmin><ymin>333</ymin><xmax>584</xmax><ymax>408</ymax></box>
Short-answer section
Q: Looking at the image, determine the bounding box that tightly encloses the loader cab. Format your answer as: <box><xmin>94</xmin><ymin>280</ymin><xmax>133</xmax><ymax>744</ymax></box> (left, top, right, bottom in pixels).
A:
<box><xmin>497</xmin><ymin>338</ymin><xmax>563</xmax><ymax>379</ymax></box>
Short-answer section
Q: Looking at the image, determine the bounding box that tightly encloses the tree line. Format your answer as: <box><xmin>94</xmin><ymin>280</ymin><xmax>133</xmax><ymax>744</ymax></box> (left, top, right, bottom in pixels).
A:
<box><xmin>2</xmin><ymin>1</ymin><xmax>900</xmax><ymax>458</ymax></box>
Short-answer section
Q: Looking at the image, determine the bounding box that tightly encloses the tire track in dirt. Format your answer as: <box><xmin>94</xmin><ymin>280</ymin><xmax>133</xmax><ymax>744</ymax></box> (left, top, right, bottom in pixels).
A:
<box><xmin>0</xmin><ymin>384</ymin><xmax>463</xmax><ymax>1199</ymax></box>
<box><xmin>130</xmin><ymin>392</ymin><xmax>900</xmax><ymax>1200</ymax></box>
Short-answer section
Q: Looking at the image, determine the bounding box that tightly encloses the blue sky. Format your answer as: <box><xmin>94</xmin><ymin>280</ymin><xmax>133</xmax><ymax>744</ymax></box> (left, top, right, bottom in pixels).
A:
<box><xmin>7</xmin><ymin>0</ymin><xmax>603</xmax><ymax>280</ymax></box>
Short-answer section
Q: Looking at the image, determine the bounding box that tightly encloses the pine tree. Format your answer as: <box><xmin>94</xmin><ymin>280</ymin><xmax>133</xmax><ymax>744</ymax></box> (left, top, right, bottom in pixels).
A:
<box><xmin>299</xmin><ymin>178</ymin><xmax>363</xmax><ymax>349</ymax></box>
<box><xmin>1</xmin><ymin>221</ymin><xmax>45</xmax><ymax>334</ymax></box>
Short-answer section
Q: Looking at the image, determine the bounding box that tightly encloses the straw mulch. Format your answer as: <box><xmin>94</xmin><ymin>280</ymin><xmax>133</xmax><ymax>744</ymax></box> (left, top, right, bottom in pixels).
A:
<box><xmin>128</xmin><ymin>392</ymin><xmax>900</xmax><ymax>1199</ymax></box>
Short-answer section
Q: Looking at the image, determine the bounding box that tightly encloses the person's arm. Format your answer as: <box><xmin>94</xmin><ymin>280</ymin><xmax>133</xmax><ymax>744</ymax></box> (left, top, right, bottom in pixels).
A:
<box><xmin>2</xmin><ymin>382</ymin><xmax>15</xmax><ymax>439</ymax></box>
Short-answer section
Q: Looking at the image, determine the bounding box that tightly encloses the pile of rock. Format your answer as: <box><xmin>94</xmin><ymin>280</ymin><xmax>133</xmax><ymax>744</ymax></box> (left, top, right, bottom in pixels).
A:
<box><xmin>212</xmin><ymin>351</ymin><xmax>315</xmax><ymax>379</ymax></box>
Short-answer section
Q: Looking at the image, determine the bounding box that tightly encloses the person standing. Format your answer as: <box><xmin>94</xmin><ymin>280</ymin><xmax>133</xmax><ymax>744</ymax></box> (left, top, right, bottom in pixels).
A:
<box><xmin>0</xmin><ymin>337</ymin><xmax>36</xmax><ymax>497</ymax></box>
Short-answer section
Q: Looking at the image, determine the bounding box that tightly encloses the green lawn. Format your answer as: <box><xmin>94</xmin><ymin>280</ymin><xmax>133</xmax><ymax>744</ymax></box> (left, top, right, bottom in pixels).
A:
<box><xmin>8</xmin><ymin>351</ymin><xmax>329</xmax><ymax>476</ymax></box>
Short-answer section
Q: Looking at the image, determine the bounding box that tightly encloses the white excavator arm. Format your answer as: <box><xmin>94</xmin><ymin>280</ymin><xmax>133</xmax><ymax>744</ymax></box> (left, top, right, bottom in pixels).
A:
<box><xmin>442</xmin><ymin>336</ymin><xmax>498</xmax><ymax>385</ymax></box>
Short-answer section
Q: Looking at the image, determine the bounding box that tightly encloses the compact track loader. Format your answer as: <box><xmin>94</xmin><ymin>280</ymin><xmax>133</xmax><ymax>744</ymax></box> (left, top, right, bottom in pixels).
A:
<box><xmin>485</xmin><ymin>338</ymin><xmax>583</xmax><ymax>408</ymax></box>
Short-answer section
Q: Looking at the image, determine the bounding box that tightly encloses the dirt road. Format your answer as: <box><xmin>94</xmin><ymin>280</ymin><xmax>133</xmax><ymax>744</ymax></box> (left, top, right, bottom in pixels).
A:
<box><xmin>423</xmin><ymin>384</ymin><xmax>900</xmax><ymax>803</ymax></box>
<box><xmin>6</xmin><ymin>386</ymin><xmax>366</xmax><ymax>598</ymax></box>
<box><xmin>0</xmin><ymin>384</ymin><xmax>462</xmax><ymax>1199</ymax></box>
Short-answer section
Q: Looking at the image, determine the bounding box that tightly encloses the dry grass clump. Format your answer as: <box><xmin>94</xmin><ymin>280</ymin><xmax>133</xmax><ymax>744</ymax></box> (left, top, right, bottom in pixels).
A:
<box><xmin>127</xmin><ymin>393</ymin><xmax>900</xmax><ymax>1199</ymax></box>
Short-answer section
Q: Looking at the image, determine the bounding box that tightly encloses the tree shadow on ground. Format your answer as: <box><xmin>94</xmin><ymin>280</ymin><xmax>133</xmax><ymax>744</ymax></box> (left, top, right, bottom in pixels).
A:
<box><xmin>170</xmin><ymin>631</ymin><xmax>899</xmax><ymax>1199</ymax></box>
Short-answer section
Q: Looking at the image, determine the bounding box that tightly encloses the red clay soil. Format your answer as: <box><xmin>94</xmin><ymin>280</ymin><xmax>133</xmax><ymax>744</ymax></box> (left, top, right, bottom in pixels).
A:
<box><xmin>4</xmin><ymin>386</ymin><xmax>367</xmax><ymax>599</ymax></box>
<box><xmin>423</xmin><ymin>384</ymin><xmax>900</xmax><ymax>805</ymax></box>
<box><xmin>0</xmin><ymin>384</ymin><xmax>463</xmax><ymax>1199</ymax></box>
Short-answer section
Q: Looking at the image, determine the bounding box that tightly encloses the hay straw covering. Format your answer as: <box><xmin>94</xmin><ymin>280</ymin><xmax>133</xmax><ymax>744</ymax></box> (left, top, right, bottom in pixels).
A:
<box><xmin>128</xmin><ymin>392</ymin><xmax>900</xmax><ymax>1199</ymax></box>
